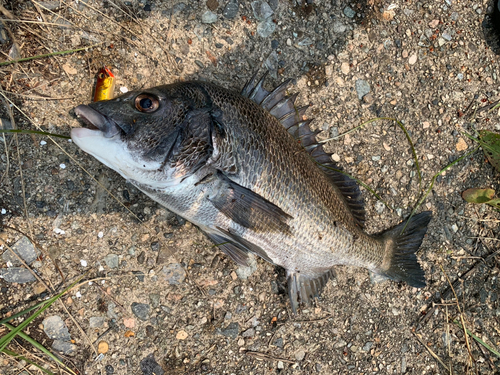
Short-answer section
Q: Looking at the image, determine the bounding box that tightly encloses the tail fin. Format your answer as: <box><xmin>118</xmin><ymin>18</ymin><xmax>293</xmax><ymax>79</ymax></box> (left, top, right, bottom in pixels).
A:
<box><xmin>379</xmin><ymin>211</ymin><xmax>432</xmax><ymax>288</ymax></box>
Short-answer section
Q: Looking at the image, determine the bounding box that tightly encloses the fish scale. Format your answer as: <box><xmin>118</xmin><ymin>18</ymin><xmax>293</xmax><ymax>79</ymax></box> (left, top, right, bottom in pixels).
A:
<box><xmin>71</xmin><ymin>74</ymin><xmax>431</xmax><ymax>313</ymax></box>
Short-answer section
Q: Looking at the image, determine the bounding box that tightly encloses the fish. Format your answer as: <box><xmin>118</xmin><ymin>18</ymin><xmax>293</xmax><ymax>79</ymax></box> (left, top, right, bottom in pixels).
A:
<box><xmin>93</xmin><ymin>66</ymin><xmax>115</xmax><ymax>102</ymax></box>
<box><xmin>71</xmin><ymin>72</ymin><xmax>432</xmax><ymax>312</ymax></box>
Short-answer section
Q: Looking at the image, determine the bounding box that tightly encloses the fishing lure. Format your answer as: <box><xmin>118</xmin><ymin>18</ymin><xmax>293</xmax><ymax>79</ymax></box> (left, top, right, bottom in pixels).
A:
<box><xmin>93</xmin><ymin>66</ymin><xmax>115</xmax><ymax>102</ymax></box>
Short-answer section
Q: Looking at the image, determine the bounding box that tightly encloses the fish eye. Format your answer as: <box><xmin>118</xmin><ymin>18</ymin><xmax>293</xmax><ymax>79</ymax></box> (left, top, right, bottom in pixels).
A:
<box><xmin>135</xmin><ymin>94</ymin><xmax>160</xmax><ymax>113</ymax></box>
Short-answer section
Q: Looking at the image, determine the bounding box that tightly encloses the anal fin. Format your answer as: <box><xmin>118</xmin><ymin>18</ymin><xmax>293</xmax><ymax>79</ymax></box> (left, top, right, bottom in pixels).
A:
<box><xmin>286</xmin><ymin>269</ymin><xmax>335</xmax><ymax>314</ymax></box>
<box><xmin>206</xmin><ymin>232</ymin><xmax>250</xmax><ymax>266</ymax></box>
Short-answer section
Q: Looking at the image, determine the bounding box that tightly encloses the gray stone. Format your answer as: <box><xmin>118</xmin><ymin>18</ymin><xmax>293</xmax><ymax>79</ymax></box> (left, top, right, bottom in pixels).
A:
<box><xmin>201</xmin><ymin>10</ymin><xmax>218</xmax><ymax>24</ymax></box>
<box><xmin>140</xmin><ymin>354</ymin><xmax>164</xmax><ymax>375</ymax></box>
<box><xmin>236</xmin><ymin>255</ymin><xmax>257</xmax><ymax>279</ymax></box>
<box><xmin>355</xmin><ymin>79</ymin><xmax>371</xmax><ymax>100</ymax></box>
<box><xmin>362</xmin><ymin>341</ymin><xmax>373</xmax><ymax>351</ymax></box>
<box><xmin>256</xmin><ymin>19</ymin><xmax>276</xmax><ymax>38</ymax></box>
<box><xmin>52</xmin><ymin>339</ymin><xmax>77</xmax><ymax>354</ymax></box>
<box><xmin>162</xmin><ymin>263</ymin><xmax>185</xmax><ymax>285</ymax></box>
<box><xmin>295</xmin><ymin>349</ymin><xmax>306</xmax><ymax>361</ymax></box>
<box><xmin>333</xmin><ymin>21</ymin><xmax>346</xmax><ymax>33</ymax></box>
<box><xmin>2</xmin><ymin>236</ymin><xmax>40</xmax><ymax>266</ymax></box>
<box><xmin>131</xmin><ymin>302</ymin><xmax>150</xmax><ymax>321</ymax></box>
<box><xmin>149</xmin><ymin>293</ymin><xmax>160</xmax><ymax>308</ymax></box>
<box><xmin>251</xmin><ymin>1</ymin><xmax>273</xmax><ymax>21</ymax></box>
<box><xmin>89</xmin><ymin>316</ymin><xmax>105</xmax><ymax>328</ymax></box>
<box><xmin>343</xmin><ymin>6</ymin><xmax>356</xmax><ymax>18</ymax></box>
<box><xmin>104</xmin><ymin>254</ymin><xmax>119</xmax><ymax>269</ymax></box>
<box><xmin>375</xmin><ymin>201</ymin><xmax>385</xmax><ymax>214</ymax></box>
<box><xmin>217</xmin><ymin>322</ymin><xmax>240</xmax><ymax>339</ymax></box>
<box><xmin>43</xmin><ymin>316</ymin><xmax>71</xmax><ymax>341</ymax></box>
<box><xmin>242</xmin><ymin>328</ymin><xmax>255</xmax><ymax>337</ymax></box>
<box><xmin>1</xmin><ymin>268</ymin><xmax>36</xmax><ymax>283</ymax></box>
<box><xmin>172</xmin><ymin>2</ymin><xmax>186</xmax><ymax>15</ymax></box>
<box><xmin>264</xmin><ymin>51</ymin><xmax>279</xmax><ymax>79</ymax></box>
<box><xmin>223</xmin><ymin>0</ymin><xmax>239</xmax><ymax>19</ymax></box>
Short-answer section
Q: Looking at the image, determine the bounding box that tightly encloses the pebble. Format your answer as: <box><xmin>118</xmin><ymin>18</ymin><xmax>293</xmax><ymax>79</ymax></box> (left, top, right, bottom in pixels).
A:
<box><xmin>89</xmin><ymin>316</ymin><xmax>105</xmax><ymax>328</ymax></box>
<box><xmin>456</xmin><ymin>137</ymin><xmax>468</xmax><ymax>151</ymax></box>
<box><xmin>217</xmin><ymin>322</ymin><xmax>240</xmax><ymax>339</ymax></box>
<box><xmin>277</xmin><ymin>361</ymin><xmax>284</xmax><ymax>369</ymax></box>
<box><xmin>201</xmin><ymin>11</ymin><xmax>217</xmax><ymax>24</ymax></box>
<box><xmin>43</xmin><ymin>316</ymin><xmax>71</xmax><ymax>340</ymax></box>
<box><xmin>408</xmin><ymin>54</ymin><xmax>417</xmax><ymax>65</ymax></box>
<box><xmin>375</xmin><ymin>201</ymin><xmax>385</xmax><ymax>214</ymax></box>
<box><xmin>52</xmin><ymin>339</ymin><xmax>77</xmax><ymax>354</ymax></box>
<box><xmin>105</xmin><ymin>365</ymin><xmax>114</xmax><ymax>374</ymax></box>
<box><xmin>294</xmin><ymin>349</ymin><xmax>306</xmax><ymax>361</ymax></box>
<box><xmin>162</xmin><ymin>263</ymin><xmax>185</xmax><ymax>284</ymax></box>
<box><xmin>333</xmin><ymin>21</ymin><xmax>347</xmax><ymax>33</ymax></box>
<box><xmin>343</xmin><ymin>6</ymin><xmax>356</xmax><ymax>18</ymax></box>
<box><xmin>264</xmin><ymin>50</ymin><xmax>278</xmax><ymax>78</ymax></box>
<box><xmin>0</xmin><ymin>268</ymin><xmax>36</xmax><ymax>283</ymax></box>
<box><xmin>355</xmin><ymin>79</ymin><xmax>371</xmax><ymax>100</ymax></box>
<box><xmin>242</xmin><ymin>328</ymin><xmax>255</xmax><ymax>337</ymax></box>
<box><xmin>131</xmin><ymin>302</ymin><xmax>150</xmax><ymax>321</ymax></box>
<box><xmin>104</xmin><ymin>254</ymin><xmax>119</xmax><ymax>269</ymax></box>
<box><xmin>251</xmin><ymin>0</ymin><xmax>273</xmax><ymax>21</ymax></box>
<box><xmin>223</xmin><ymin>0</ymin><xmax>239</xmax><ymax>19</ymax></box>
<box><xmin>362</xmin><ymin>341</ymin><xmax>374</xmax><ymax>351</ymax></box>
<box><xmin>98</xmin><ymin>341</ymin><xmax>109</xmax><ymax>354</ymax></box>
<box><xmin>256</xmin><ymin>18</ymin><xmax>276</xmax><ymax>38</ymax></box>
<box><xmin>206</xmin><ymin>0</ymin><xmax>218</xmax><ymax>11</ymax></box>
<box><xmin>235</xmin><ymin>255</ymin><xmax>257</xmax><ymax>279</ymax></box>
<box><xmin>2</xmin><ymin>236</ymin><xmax>39</xmax><ymax>266</ymax></box>
<box><xmin>140</xmin><ymin>354</ymin><xmax>165</xmax><ymax>375</ymax></box>
<box><xmin>176</xmin><ymin>330</ymin><xmax>188</xmax><ymax>340</ymax></box>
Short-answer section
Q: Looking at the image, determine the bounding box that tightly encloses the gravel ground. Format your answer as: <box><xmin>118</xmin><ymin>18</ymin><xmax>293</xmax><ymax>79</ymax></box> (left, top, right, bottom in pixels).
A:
<box><xmin>1</xmin><ymin>0</ymin><xmax>500</xmax><ymax>374</ymax></box>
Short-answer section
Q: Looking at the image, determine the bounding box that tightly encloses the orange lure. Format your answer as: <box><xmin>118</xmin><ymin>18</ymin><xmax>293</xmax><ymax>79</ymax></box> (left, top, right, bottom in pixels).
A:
<box><xmin>93</xmin><ymin>66</ymin><xmax>115</xmax><ymax>102</ymax></box>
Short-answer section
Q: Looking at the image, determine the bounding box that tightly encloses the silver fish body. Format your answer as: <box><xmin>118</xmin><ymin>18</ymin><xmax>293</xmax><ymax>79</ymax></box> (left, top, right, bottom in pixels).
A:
<box><xmin>72</xmin><ymin>75</ymin><xmax>431</xmax><ymax>312</ymax></box>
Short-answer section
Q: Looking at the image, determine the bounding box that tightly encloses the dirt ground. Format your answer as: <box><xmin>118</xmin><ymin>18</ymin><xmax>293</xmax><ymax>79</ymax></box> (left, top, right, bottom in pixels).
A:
<box><xmin>1</xmin><ymin>0</ymin><xmax>500</xmax><ymax>374</ymax></box>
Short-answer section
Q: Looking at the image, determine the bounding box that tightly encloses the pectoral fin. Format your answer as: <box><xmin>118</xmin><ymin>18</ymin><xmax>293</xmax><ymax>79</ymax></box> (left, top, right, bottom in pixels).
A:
<box><xmin>207</xmin><ymin>171</ymin><xmax>292</xmax><ymax>232</ymax></box>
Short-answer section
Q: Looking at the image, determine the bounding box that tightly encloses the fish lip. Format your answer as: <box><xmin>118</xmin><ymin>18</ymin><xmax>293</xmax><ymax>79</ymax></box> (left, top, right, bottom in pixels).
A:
<box><xmin>74</xmin><ymin>105</ymin><xmax>120</xmax><ymax>138</ymax></box>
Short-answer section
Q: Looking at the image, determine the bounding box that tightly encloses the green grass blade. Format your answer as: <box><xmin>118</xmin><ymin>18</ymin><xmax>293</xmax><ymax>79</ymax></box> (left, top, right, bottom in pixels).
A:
<box><xmin>0</xmin><ymin>43</ymin><xmax>102</xmax><ymax>67</ymax></box>
<box><xmin>401</xmin><ymin>146</ymin><xmax>481</xmax><ymax>233</ymax></box>
<box><xmin>452</xmin><ymin>319</ymin><xmax>500</xmax><ymax>358</ymax></box>
<box><xmin>0</xmin><ymin>299</ymin><xmax>48</xmax><ymax>325</ymax></box>
<box><xmin>0</xmin><ymin>129</ymin><xmax>70</xmax><ymax>139</ymax></box>
<box><xmin>3</xmin><ymin>323</ymin><xmax>75</xmax><ymax>373</ymax></box>
<box><xmin>0</xmin><ymin>277</ymin><xmax>81</xmax><ymax>352</ymax></box>
<box><xmin>2</xmin><ymin>348</ymin><xmax>55</xmax><ymax>375</ymax></box>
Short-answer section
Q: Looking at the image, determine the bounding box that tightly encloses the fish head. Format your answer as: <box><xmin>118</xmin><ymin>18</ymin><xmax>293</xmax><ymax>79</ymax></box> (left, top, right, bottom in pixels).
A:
<box><xmin>72</xmin><ymin>86</ymin><xmax>192</xmax><ymax>188</ymax></box>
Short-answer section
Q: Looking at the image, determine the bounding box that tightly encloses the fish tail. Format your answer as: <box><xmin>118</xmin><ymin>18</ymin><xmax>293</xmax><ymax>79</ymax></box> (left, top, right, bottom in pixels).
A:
<box><xmin>378</xmin><ymin>211</ymin><xmax>432</xmax><ymax>288</ymax></box>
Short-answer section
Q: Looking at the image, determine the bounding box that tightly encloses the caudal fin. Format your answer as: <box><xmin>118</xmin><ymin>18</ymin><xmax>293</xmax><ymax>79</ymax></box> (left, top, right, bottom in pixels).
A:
<box><xmin>379</xmin><ymin>211</ymin><xmax>432</xmax><ymax>288</ymax></box>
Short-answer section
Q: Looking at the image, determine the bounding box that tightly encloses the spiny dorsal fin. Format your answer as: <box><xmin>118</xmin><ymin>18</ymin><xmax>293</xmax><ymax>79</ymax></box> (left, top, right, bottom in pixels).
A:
<box><xmin>241</xmin><ymin>72</ymin><xmax>365</xmax><ymax>227</ymax></box>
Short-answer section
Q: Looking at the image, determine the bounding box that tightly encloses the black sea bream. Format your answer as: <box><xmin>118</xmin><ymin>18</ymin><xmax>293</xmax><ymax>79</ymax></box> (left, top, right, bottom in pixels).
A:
<box><xmin>71</xmin><ymin>73</ymin><xmax>431</xmax><ymax>312</ymax></box>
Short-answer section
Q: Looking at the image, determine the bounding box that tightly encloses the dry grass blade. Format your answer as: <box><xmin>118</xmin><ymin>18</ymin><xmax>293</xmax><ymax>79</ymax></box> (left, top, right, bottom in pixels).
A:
<box><xmin>440</xmin><ymin>265</ymin><xmax>476</xmax><ymax>369</ymax></box>
<box><xmin>0</xmin><ymin>43</ymin><xmax>103</xmax><ymax>66</ymax></box>
<box><xmin>245</xmin><ymin>351</ymin><xmax>296</xmax><ymax>364</ymax></box>
<box><xmin>413</xmin><ymin>332</ymin><xmax>450</xmax><ymax>372</ymax></box>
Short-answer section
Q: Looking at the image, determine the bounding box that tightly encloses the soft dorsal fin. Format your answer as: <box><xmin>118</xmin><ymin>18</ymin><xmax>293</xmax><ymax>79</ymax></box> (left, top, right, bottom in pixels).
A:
<box><xmin>241</xmin><ymin>72</ymin><xmax>365</xmax><ymax>227</ymax></box>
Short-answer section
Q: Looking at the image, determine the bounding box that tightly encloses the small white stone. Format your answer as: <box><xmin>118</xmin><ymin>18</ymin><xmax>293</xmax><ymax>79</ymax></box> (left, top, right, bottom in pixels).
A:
<box><xmin>408</xmin><ymin>54</ymin><xmax>417</xmax><ymax>65</ymax></box>
<box><xmin>451</xmin><ymin>224</ymin><xmax>458</xmax><ymax>233</ymax></box>
<box><xmin>40</xmin><ymin>140</ymin><xmax>47</xmax><ymax>145</ymax></box>
<box><xmin>80</xmin><ymin>259</ymin><xmax>88</xmax><ymax>267</ymax></box>
<box><xmin>1</xmin><ymin>208</ymin><xmax>6</xmax><ymax>214</ymax></box>
<box><xmin>54</xmin><ymin>228</ymin><xmax>66</xmax><ymax>235</ymax></box>
<box><xmin>98</xmin><ymin>231</ymin><xmax>104</xmax><ymax>238</ymax></box>
<box><xmin>120</xmin><ymin>86</ymin><xmax>129</xmax><ymax>93</ymax></box>
<box><xmin>332</xmin><ymin>153</ymin><xmax>341</xmax><ymax>162</ymax></box>
<box><xmin>76</xmin><ymin>291</ymin><xmax>82</xmax><ymax>298</ymax></box>
<box><xmin>59</xmin><ymin>163</ymin><xmax>66</xmax><ymax>169</ymax></box>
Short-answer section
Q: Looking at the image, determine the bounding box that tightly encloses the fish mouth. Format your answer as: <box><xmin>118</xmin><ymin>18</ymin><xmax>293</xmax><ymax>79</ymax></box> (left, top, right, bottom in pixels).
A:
<box><xmin>74</xmin><ymin>105</ymin><xmax>120</xmax><ymax>138</ymax></box>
